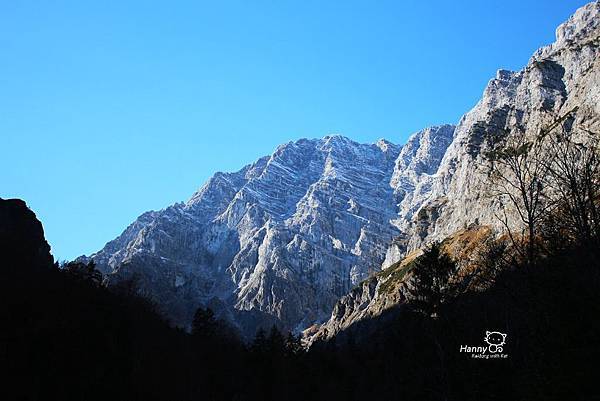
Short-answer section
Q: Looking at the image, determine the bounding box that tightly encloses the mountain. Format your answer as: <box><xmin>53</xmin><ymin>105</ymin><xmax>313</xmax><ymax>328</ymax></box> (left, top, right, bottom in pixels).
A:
<box><xmin>384</xmin><ymin>124</ymin><xmax>456</xmax><ymax>266</ymax></box>
<box><xmin>85</xmin><ymin>128</ymin><xmax>453</xmax><ymax>335</ymax></box>
<box><xmin>0</xmin><ymin>198</ymin><xmax>54</xmax><ymax>271</ymax></box>
<box><xmin>306</xmin><ymin>225</ymin><xmax>493</xmax><ymax>343</ymax></box>
<box><xmin>310</xmin><ymin>1</ymin><xmax>600</xmax><ymax>342</ymax></box>
<box><xmin>86</xmin><ymin>1</ymin><xmax>600</xmax><ymax>337</ymax></box>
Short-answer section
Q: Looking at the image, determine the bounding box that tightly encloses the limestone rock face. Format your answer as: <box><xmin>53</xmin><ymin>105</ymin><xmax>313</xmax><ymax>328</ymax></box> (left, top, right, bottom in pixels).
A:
<box><xmin>310</xmin><ymin>1</ymin><xmax>600</xmax><ymax>342</ymax></box>
<box><xmin>86</xmin><ymin>131</ymin><xmax>452</xmax><ymax>335</ymax></box>
<box><xmin>384</xmin><ymin>125</ymin><xmax>454</xmax><ymax>267</ymax></box>
<box><xmin>87</xmin><ymin>2</ymin><xmax>600</xmax><ymax>338</ymax></box>
<box><xmin>402</xmin><ymin>1</ymin><xmax>600</xmax><ymax>253</ymax></box>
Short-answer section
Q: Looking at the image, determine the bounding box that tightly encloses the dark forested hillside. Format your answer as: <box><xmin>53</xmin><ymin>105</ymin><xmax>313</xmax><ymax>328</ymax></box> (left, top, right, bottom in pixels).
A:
<box><xmin>2</xmin><ymin>195</ymin><xmax>600</xmax><ymax>401</ymax></box>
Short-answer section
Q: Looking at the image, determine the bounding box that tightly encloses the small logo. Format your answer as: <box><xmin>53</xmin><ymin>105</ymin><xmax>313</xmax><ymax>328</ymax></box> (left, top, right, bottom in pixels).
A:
<box><xmin>459</xmin><ymin>331</ymin><xmax>508</xmax><ymax>359</ymax></box>
<box><xmin>484</xmin><ymin>330</ymin><xmax>506</xmax><ymax>353</ymax></box>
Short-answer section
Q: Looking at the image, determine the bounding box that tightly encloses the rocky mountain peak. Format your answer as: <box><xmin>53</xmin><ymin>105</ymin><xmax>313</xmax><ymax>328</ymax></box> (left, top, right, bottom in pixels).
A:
<box><xmin>85</xmin><ymin>1</ymin><xmax>600</xmax><ymax>338</ymax></box>
<box><xmin>310</xmin><ymin>1</ymin><xmax>600</xmax><ymax>343</ymax></box>
<box><xmin>555</xmin><ymin>1</ymin><xmax>599</xmax><ymax>45</ymax></box>
<box><xmin>85</xmin><ymin>128</ymin><xmax>452</xmax><ymax>335</ymax></box>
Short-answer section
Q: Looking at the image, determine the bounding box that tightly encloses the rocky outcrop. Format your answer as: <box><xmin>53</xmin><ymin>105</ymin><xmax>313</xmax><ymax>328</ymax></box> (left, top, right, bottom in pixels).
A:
<box><xmin>0</xmin><ymin>198</ymin><xmax>54</xmax><ymax>271</ymax></box>
<box><xmin>85</xmin><ymin>131</ymin><xmax>453</xmax><ymax>335</ymax></box>
<box><xmin>307</xmin><ymin>225</ymin><xmax>496</xmax><ymax>344</ymax></box>
<box><xmin>402</xmin><ymin>1</ymin><xmax>600</xmax><ymax>252</ymax></box>
<box><xmin>310</xmin><ymin>1</ymin><xmax>600</xmax><ymax>342</ymax></box>
<box><xmin>384</xmin><ymin>125</ymin><xmax>455</xmax><ymax>266</ymax></box>
<box><xmin>85</xmin><ymin>2</ymin><xmax>600</xmax><ymax>339</ymax></box>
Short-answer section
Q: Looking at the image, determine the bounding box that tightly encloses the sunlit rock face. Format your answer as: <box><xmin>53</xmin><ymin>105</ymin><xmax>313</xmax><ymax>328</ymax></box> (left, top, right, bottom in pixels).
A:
<box><xmin>310</xmin><ymin>1</ymin><xmax>600</xmax><ymax>343</ymax></box>
<box><xmin>384</xmin><ymin>125</ymin><xmax>454</xmax><ymax>267</ymax></box>
<box><xmin>399</xmin><ymin>1</ymin><xmax>600</xmax><ymax>253</ymax></box>
<box><xmin>88</xmin><ymin>2</ymin><xmax>600</xmax><ymax>339</ymax></box>
<box><xmin>85</xmin><ymin>128</ymin><xmax>453</xmax><ymax>335</ymax></box>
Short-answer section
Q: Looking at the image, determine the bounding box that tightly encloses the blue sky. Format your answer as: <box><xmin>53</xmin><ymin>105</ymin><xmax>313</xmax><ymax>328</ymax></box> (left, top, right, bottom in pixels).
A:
<box><xmin>1</xmin><ymin>0</ymin><xmax>589</xmax><ymax>260</ymax></box>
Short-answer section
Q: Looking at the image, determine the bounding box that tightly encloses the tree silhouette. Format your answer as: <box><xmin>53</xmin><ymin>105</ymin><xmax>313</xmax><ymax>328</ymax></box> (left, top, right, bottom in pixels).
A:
<box><xmin>268</xmin><ymin>326</ymin><xmax>285</xmax><ymax>350</ymax></box>
<box><xmin>63</xmin><ymin>260</ymin><xmax>103</xmax><ymax>286</ymax></box>
<box><xmin>541</xmin><ymin>119</ymin><xmax>600</xmax><ymax>252</ymax></box>
<box><xmin>191</xmin><ymin>307</ymin><xmax>217</xmax><ymax>338</ymax></box>
<box><xmin>486</xmin><ymin>125</ymin><xmax>551</xmax><ymax>267</ymax></box>
<box><xmin>285</xmin><ymin>332</ymin><xmax>303</xmax><ymax>356</ymax></box>
<box><xmin>251</xmin><ymin>328</ymin><xmax>268</xmax><ymax>354</ymax></box>
<box><xmin>406</xmin><ymin>243</ymin><xmax>457</xmax><ymax>318</ymax></box>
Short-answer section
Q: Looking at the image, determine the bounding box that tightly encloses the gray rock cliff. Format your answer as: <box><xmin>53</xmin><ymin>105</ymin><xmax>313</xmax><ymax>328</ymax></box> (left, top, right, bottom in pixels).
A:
<box><xmin>86</xmin><ymin>131</ymin><xmax>452</xmax><ymax>335</ymax></box>
<box><xmin>87</xmin><ymin>2</ymin><xmax>600</xmax><ymax>338</ymax></box>
<box><xmin>310</xmin><ymin>1</ymin><xmax>600</xmax><ymax>342</ymax></box>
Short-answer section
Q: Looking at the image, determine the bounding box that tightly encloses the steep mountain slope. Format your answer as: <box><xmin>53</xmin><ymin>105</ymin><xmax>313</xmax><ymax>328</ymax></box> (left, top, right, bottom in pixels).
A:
<box><xmin>0</xmin><ymin>198</ymin><xmax>54</xmax><ymax>271</ymax></box>
<box><xmin>306</xmin><ymin>225</ymin><xmax>493</xmax><ymax>343</ymax></box>
<box><xmin>311</xmin><ymin>1</ymin><xmax>600</xmax><ymax>342</ymax></box>
<box><xmin>400</xmin><ymin>0</ymin><xmax>600</xmax><ymax>254</ymax></box>
<box><xmin>88</xmin><ymin>2</ymin><xmax>599</xmax><ymax>337</ymax></box>
<box><xmin>86</xmin><ymin>130</ymin><xmax>453</xmax><ymax>334</ymax></box>
<box><xmin>385</xmin><ymin>124</ymin><xmax>455</xmax><ymax>266</ymax></box>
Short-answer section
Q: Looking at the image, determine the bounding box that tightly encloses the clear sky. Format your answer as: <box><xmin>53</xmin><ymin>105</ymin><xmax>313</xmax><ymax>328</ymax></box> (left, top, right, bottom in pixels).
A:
<box><xmin>1</xmin><ymin>0</ymin><xmax>590</xmax><ymax>260</ymax></box>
